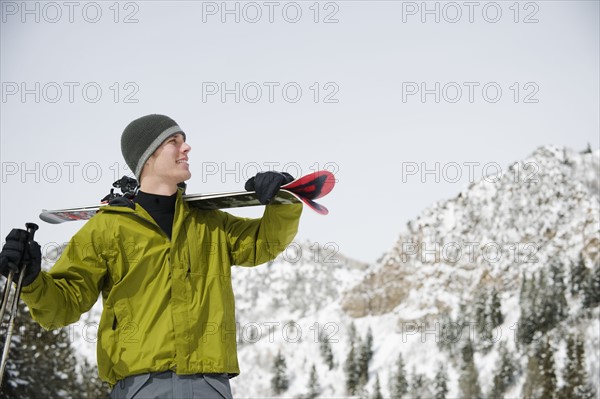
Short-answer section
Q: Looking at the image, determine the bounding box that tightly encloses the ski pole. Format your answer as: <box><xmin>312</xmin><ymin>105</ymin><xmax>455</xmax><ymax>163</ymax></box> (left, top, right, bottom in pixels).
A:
<box><xmin>0</xmin><ymin>271</ymin><xmax>16</xmax><ymax>325</ymax></box>
<box><xmin>0</xmin><ymin>223</ymin><xmax>39</xmax><ymax>386</ymax></box>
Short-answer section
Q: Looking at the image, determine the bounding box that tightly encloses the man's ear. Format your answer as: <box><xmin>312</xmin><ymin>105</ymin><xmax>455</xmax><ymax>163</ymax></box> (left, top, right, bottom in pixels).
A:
<box><xmin>138</xmin><ymin>159</ymin><xmax>152</xmax><ymax>183</ymax></box>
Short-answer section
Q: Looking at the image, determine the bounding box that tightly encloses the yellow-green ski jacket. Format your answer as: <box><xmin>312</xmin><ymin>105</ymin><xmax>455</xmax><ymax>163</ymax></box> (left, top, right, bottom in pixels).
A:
<box><xmin>21</xmin><ymin>190</ymin><xmax>302</xmax><ymax>385</ymax></box>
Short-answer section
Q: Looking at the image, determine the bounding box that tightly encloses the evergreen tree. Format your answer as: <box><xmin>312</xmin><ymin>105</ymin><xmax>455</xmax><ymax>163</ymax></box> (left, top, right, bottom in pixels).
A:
<box><xmin>474</xmin><ymin>289</ymin><xmax>488</xmax><ymax>336</ymax></box>
<box><xmin>364</xmin><ymin>327</ymin><xmax>374</xmax><ymax>362</ymax></box>
<box><xmin>0</xmin><ymin>301</ymin><xmax>99</xmax><ymax>398</ymax></box>
<box><xmin>559</xmin><ymin>334</ymin><xmax>579</xmax><ymax>399</ymax></box>
<box><xmin>389</xmin><ymin>352</ymin><xmax>408</xmax><ymax>399</ymax></box>
<box><xmin>559</xmin><ymin>334</ymin><xmax>597</xmax><ymax>399</ymax></box>
<box><xmin>344</xmin><ymin>322</ymin><xmax>360</xmax><ymax>395</ymax></box>
<box><xmin>371</xmin><ymin>374</ymin><xmax>383</xmax><ymax>399</ymax></box>
<box><xmin>517</xmin><ymin>274</ymin><xmax>538</xmax><ymax>347</ymax></box>
<box><xmin>409</xmin><ymin>367</ymin><xmax>424</xmax><ymax>399</ymax></box>
<box><xmin>489</xmin><ymin>288</ymin><xmax>504</xmax><ymax>328</ymax></box>
<box><xmin>517</xmin><ymin>268</ymin><xmax>566</xmax><ymax>346</ymax></box>
<box><xmin>348</xmin><ymin>322</ymin><xmax>358</xmax><ymax>344</ymax></box>
<box><xmin>489</xmin><ymin>341</ymin><xmax>518</xmax><ymax>399</ymax></box>
<box><xmin>433</xmin><ymin>362</ymin><xmax>449</xmax><ymax>399</ymax></box>
<box><xmin>539</xmin><ymin>338</ymin><xmax>557</xmax><ymax>399</ymax></box>
<box><xmin>522</xmin><ymin>339</ymin><xmax>558</xmax><ymax>399</ymax></box>
<box><xmin>536</xmin><ymin>270</ymin><xmax>557</xmax><ymax>334</ymax></box>
<box><xmin>344</xmin><ymin>341</ymin><xmax>359</xmax><ymax>395</ymax></box>
<box><xmin>573</xmin><ymin>336</ymin><xmax>596</xmax><ymax>398</ymax></box>
<box><xmin>319</xmin><ymin>330</ymin><xmax>335</xmax><ymax>370</ymax></box>
<box><xmin>473</xmin><ymin>289</ymin><xmax>492</xmax><ymax>351</ymax></box>
<box><xmin>437</xmin><ymin>312</ymin><xmax>455</xmax><ymax>353</ymax></box>
<box><xmin>356</xmin><ymin>383</ymin><xmax>369</xmax><ymax>399</ymax></box>
<box><xmin>458</xmin><ymin>338</ymin><xmax>481</xmax><ymax>399</ymax></box>
<box><xmin>519</xmin><ymin>271</ymin><xmax>528</xmax><ymax>305</ymax></box>
<box><xmin>522</xmin><ymin>350</ymin><xmax>542</xmax><ymax>399</ymax></box>
<box><xmin>448</xmin><ymin>302</ymin><xmax>470</xmax><ymax>358</ymax></box>
<box><xmin>80</xmin><ymin>358</ymin><xmax>111</xmax><ymax>398</ymax></box>
<box><xmin>358</xmin><ymin>328</ymin><xmax>374</xmax><ymax>385</ymax></box>
<box><xmin>408</xmin><ymin>367</ymin><xmax>431</xmax><ymax>399</ymax></box>
<box><xmin>570</xmin><ymin>254</ymin><xmax>587</xmax><ymax>296</ymax></box>
<box><xmin>271</xmin><ymin>349</ymin><xmax>289</xmax><ymax>395</ymax></box>
<box><xmin>549</xmin><ymin>261</ymin><xmax>568</xmax><ymax>323</ymax></box>
<box><xmin>473</xmin><ymin>287</ymin><xmax>504</xmax><ymax>352</ymax></box>
<box><xmin>306</xmin><ymin>364</ymin><xmax>321</xmax><ymax>399</ymax></box>
<box><xmin>582</xmin><ymin>262</ymin><xmax>600</xmax><ymax>308</ymax></box>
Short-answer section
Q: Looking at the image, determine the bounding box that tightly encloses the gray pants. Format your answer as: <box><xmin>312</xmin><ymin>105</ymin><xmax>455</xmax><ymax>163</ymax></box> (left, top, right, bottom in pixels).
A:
<box><xmin>110</xmin><ymin>371</ymin><xmax>233</xmax><ymax>399</ymax></box>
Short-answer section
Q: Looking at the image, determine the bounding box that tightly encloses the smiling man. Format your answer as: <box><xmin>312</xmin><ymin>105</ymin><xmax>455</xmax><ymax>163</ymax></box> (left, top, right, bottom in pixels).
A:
<box><xmin>0</xmin><ymin>114</ymin><xmax>303</xmax><ymax>398</ymax></box>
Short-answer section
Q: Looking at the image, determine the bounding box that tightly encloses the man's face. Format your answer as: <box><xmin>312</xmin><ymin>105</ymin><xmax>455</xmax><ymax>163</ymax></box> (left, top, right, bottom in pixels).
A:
<box><xmin>142</xmin><ymin>133</ymin><xmax>191</xmax><ymax>185</ymax></box>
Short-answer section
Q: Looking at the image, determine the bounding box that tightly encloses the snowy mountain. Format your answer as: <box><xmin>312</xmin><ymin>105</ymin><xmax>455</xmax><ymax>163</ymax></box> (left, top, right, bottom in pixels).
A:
<box><xmin>36</xmin><ymin>145</ymin><xmax>600</xmax><ymax>398</ymax></box>
<box><xmin>337</xmin><ymin>145</ymin><xmax>600</xmax><ymax>398</ymax></box>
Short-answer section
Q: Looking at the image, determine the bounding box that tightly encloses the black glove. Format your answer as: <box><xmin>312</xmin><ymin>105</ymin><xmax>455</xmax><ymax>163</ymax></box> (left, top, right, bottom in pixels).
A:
<box><xmin>245</xmin><ymin>171</ymin><xmax>295</xmax><ymax>205</ymax></box>
<box><xmin>0</xmin><ymin>229</ymin><xmax>41</xmax><ymax>287</ymax></box>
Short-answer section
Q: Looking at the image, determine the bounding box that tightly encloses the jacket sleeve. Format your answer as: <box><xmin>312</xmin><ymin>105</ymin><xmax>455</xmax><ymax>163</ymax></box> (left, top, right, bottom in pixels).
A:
<box><xmin>20</xmin><ymin>217</ymin><xmax>109</xmax><ymax>330</ymax></box>
<box><xmin>223</xmin><ymin>203</ymin><xmax>302</xmax><ymax>266</ymax></box>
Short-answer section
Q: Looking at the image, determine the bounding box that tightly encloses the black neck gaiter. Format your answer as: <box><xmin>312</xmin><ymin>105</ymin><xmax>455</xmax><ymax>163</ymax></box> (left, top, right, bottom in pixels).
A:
<box><xmin>134</xmin><ymin>191</ymin><xmax>177</xmax><ymax>239</ymax></box>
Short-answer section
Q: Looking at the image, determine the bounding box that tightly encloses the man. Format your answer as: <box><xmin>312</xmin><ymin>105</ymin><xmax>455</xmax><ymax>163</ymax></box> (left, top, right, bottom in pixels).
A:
<box><xmin>0</xmin><ymin>114</ymin><xmax>303</xmax><ymax>398</ymax></box>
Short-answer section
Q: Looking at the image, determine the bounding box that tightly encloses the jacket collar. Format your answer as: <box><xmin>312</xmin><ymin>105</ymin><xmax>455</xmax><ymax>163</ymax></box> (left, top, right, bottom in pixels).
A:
<box><xmin>98</xmin><ymin>187</ymin><xmax>190</xmax><ymax>227</ymax></box>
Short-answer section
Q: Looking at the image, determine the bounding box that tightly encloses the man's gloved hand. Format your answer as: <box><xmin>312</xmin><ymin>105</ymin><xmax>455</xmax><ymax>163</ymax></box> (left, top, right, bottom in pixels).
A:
<box><xmin>0</xmin><ymin>229</ymin><xmax>41</xmax><ymax>286</ymax></box>
<box><xmin>245</xmin><ymin>171</ymin><xmax>295</xmax><ymax>205</ymax></box>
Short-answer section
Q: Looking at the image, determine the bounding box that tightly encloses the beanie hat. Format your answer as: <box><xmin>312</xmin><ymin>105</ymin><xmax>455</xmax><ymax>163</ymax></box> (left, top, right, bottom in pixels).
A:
<box><xmin>121</xmin><ymin>114</ymin><xmax>186</xmax><ymax>181</ymax></box>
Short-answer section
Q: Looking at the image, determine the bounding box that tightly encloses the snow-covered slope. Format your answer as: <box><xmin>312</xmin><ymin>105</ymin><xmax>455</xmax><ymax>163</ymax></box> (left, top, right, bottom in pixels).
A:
<box><xmin>231</xmin><ymin>241</ymin><xmax>370</xmax><ymax>397</ymax></box>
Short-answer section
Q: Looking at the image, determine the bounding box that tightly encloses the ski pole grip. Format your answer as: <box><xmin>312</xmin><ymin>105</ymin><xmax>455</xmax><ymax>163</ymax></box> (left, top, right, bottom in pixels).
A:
<box><xmin>25</xmin><ymin>223</ymin><xmax>39</xmax><ymax>241</ymax></box>
<box><xmin>4</xmin><ymin>223</ymin><xmax>38</xmax><ymax>275</ymax></box>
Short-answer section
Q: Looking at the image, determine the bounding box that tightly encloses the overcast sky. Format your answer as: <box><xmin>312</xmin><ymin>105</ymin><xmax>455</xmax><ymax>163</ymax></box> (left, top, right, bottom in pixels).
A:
<box><xmin>1</xmin><ymin>1</ymin><xmax>598</xmax><ymax>263</ymax></box>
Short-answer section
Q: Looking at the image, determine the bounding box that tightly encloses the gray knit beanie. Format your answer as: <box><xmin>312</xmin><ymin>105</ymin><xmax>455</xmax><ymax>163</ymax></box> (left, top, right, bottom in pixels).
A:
<box><xmin>121</xmin><ymin>114</ymin><xmax>186</xmax><ymax>180</ymax></box>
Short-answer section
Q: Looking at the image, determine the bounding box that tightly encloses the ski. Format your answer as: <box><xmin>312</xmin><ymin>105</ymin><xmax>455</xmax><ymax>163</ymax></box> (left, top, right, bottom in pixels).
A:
<box><xmin>39</xmin><ymin>171</ymin><xmax>335</xmax><ymax>224</ymax></box>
